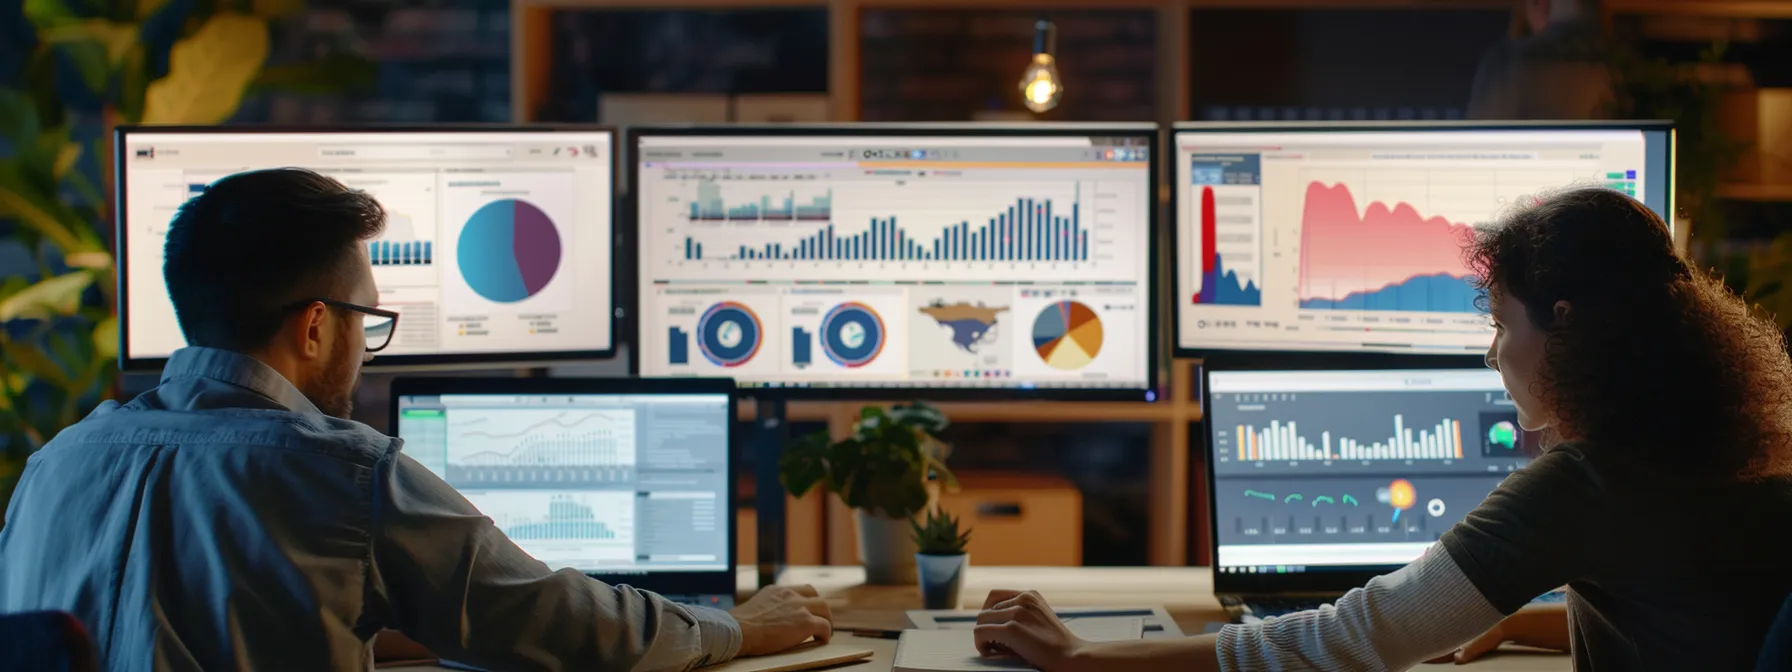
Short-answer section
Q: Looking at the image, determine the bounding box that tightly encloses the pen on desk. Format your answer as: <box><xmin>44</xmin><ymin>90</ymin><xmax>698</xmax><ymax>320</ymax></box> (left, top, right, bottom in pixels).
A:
<box><xmin>842</xmin><ymin>628</ymin><xmax>904</xmax><ymax>639</ymax></box>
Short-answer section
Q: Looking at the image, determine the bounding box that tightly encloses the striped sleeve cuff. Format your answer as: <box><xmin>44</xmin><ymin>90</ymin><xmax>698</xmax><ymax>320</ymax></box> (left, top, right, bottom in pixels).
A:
<box><xmin>1216</xmin><ymin>546</ymin><xmax>1506</xmax><ymax>672</ymax></box>
<box><xmin>687</xmin><ymin>605</ymin><xmax>743</xmax><ymax>668</ymax></box>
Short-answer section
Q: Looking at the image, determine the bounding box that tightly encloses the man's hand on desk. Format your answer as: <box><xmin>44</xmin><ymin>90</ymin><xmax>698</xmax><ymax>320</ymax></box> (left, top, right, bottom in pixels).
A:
<box><xmin>731</xmin><ymin>584</ymin><xmax>835</xmax><ymax>656</ymax></box>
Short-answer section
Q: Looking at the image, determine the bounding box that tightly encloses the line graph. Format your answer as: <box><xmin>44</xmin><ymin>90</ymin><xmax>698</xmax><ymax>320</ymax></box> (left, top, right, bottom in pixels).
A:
<box><xmin>445</xmin><ymin>409</ymin><xmax>636</xmax><ymax>485</ymax></box>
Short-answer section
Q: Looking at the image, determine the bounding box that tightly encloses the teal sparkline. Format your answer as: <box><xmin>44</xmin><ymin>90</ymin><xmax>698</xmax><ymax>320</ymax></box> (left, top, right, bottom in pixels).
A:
<box><xmin>1283</xmin><ymin>494</ymin><xmax>1304</xmax><ymax>504</ymax></box>
<box><xmin>1311</xmin><ymin>496</ymin><xmax>1335</xmax><ymax>507</ymax></box>
<box><xmin>1244</xmin><ymin>490</ymin><xmax>1276</xmax><ymax>501</ymax></box>
<box><xmin>1342</xmin><ymin>494</ymin><xmax>1360</xmax><ymax>506</ymax></box>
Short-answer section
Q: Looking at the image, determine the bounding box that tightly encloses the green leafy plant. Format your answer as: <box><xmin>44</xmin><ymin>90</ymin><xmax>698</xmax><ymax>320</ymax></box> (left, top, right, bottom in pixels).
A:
<box><xmin>0</xmin><ymin>0</ymin><xmax>372</xmax><ymax>515</ymax></box>
<box><xmin>911</xmin><ymin>508</ymin><xmax>970</xmax><ymax>556</ymax></box>
<box><xmin>780</xmin><ymin>402</ymin><xmax>957</xmax><ymax>520</ymax></box>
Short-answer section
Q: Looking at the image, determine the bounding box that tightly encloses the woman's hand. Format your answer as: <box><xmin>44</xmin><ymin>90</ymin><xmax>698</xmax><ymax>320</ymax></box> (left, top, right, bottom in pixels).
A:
<box><xmin>973</xmin><ymin>590</ymin><xmax>1086</xmax><ymax>671</ymax></box>
<box><xmin>1426</xmin><ymin>622</ymin><xmax>1507</xmax><ymax>664</ymax></box>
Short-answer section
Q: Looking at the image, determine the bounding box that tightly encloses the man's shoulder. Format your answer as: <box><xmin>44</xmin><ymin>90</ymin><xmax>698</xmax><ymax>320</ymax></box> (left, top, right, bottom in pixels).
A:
<box><xmin>55</xmin><ymin>394</ymin><xmax>398</xmax><ymax>466</ymax></box>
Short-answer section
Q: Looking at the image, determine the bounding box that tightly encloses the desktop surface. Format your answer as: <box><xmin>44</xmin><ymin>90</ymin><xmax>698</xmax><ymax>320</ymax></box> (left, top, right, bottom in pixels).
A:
<box><xmin>1172</xmin><ymin>122</ymin><xmax>1672</xmax><ymax>356</ymax></box>
<box><xmin>116</xmin><ymin>127</ymin><xmax>616</xmax><ymax>368</ymax></box>
<box><xmin>393</xmin><ymin>388</ymin><xmax>731</xmax><ymax>581</ymax></box>
<box><xmin>1204</xmin><ymin>368</ymin><xmax>1526</xmax><ymax>590</ymax></box>
<box><xmin>631</xmin><ymin>125</ymin><xmax>1157</xmax><ymax>399</ymax></box>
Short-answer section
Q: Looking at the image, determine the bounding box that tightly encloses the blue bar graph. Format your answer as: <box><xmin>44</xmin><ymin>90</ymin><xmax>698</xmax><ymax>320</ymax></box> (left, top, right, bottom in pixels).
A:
<box><xmin>668</xmin><ymin>328</ymin><xmax>689</xmax><ymax>365</ymax></box>
<box><xmin>369</xmin><ymin>240</ymin><xmax>433</xmax><ymax>266</ymax></box>
<box><xmin>683</xmin><ymin>188</ymin><xmax>1087</xmax><ymax>263</ymax></box>
<box><xmin>792</xmin><ymin>328</ymin><xmax>812</xmax><ymax>367</ymax></box>
<box><xmin>689</xmin><ymin>183</ymin><xmax>832</xmax><ymax>221</ymax></box>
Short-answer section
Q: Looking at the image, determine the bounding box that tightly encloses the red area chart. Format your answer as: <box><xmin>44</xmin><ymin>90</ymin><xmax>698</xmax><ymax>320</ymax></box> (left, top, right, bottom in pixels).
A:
<box><xmin>1297</xmin><ymin>182</ymin><xmax>1480</xmax><ymax>313</ymax></box>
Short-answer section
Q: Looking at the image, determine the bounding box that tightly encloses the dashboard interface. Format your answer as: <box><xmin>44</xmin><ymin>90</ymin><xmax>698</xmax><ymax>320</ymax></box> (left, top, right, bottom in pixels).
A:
<box><xmin>396</xmin><ymin>392</ymin><xmax>730</xmax><ymax>574</ymax></box>
<box><xmin>1206</xmin><ymin>369</ymin><xmax>1529</xmax><ymax>574</ymax></box>
<box><xmin>1175</xmin><ymin>126</ymin><xmax>1671</xmax><ymax>355</ymax></box>
<box><xmin>119</xmin><ymin>130</ymin><xmax>614</xmax><ymax>365</ymax></box>
<box><xmin>635</xmin><ymin>132</ymin><xmax>1155</xmax><ymax>394</ymax></box>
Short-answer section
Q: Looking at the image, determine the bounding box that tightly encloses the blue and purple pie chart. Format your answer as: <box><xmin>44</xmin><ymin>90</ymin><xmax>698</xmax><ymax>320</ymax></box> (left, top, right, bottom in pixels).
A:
<box><xmin>458</xmin><ymin>199</ymin><xmax>562</xmax><ymax>303</ymax></box>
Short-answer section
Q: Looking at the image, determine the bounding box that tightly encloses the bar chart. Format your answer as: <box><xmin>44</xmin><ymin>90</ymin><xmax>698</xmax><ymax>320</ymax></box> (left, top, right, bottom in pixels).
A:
<box><xmin>688</xmin><ymin>183</ymin><xmax>832</xmax><ymax>221</ymax></box>
<box><xmin>682</xmin><ymin>189</ymin><xmax>1088</xmax><ymax>263</ymax></box>
<box><xmin>1236</xmin><ymin>415</ymin><xmax>1464</xmax><ymax>462</ymax></box>
<box><xmin>370</xmin><ymin>239</ymin><xmax>433</xmax><ymax>266</ymax></box>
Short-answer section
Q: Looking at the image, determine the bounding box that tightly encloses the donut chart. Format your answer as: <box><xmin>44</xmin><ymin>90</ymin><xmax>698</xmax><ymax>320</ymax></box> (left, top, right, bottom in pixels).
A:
<box><xmin>458</xmin><ymin>199</ymin><xmax>562</xmax><ymax>303</ymax></box>
<box><xmin>820</xmin><ymin>302</ymin><xmax>886</xmax><ymax>367</ymax></box>
<box><xmin>697</xmin><ymin>302</ymin><xmax>762</xmax><ymax>367</ymax></box>
<box><xmin>1032</xmin><ymin>301</ymin><xmax>1104</xmax><ymax>370</ymax></box>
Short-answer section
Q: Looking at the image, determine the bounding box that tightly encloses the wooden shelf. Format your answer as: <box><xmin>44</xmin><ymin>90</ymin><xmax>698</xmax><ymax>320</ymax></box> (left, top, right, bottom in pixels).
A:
<box><xmin>1717</xmin><ymin>183</ymin><xmax>1792</xmax><ymax>202</ymax></box>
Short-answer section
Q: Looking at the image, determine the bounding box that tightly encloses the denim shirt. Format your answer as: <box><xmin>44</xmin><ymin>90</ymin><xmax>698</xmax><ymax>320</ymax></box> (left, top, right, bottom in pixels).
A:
<box><xmin>0</xmin><ymin>347</ymin><xmax>741</xmax><ymax>671</ymax></box>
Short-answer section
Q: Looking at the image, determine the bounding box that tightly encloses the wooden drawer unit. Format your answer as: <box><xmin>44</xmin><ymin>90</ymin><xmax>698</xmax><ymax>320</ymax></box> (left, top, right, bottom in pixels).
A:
<box><xmin>936</xmin><ymin>472</ymin><xmax>1083</xmax><ymax>566</ymax></box>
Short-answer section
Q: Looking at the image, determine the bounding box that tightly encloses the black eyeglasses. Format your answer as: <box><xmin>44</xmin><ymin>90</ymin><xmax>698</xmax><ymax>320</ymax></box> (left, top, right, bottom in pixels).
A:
<box><xmin>283</xmin><ymin>299</ymin><xmax>399</xmax><ymax>353</ymax></box>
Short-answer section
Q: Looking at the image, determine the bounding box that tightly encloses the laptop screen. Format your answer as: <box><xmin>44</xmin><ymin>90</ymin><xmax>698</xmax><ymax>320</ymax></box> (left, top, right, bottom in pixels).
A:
<box><xmin>1206</xmin><ymin>368</ymin><xmax>1529</xmax><ymax>576</ymax></box>
<box><xmin>395</xmin><ymin>390</ymin><xmax>731</xmax><ymax>575</ymax></box>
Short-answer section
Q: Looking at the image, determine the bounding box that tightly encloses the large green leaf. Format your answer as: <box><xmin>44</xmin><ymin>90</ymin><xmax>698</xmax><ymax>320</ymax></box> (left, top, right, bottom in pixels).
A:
<box><xmin>91</xmin><ymin>315</ymin><xmax>119</xmax><ymax>361</ymax></box>
<box><xmin>117</xmin><ymin>43</ymin><xmax>149</xmax><ymax>123</ymax></box>
<box><xmin>0</xmin><ymin>271</ymin><xmax>95</xmax><ymax>322</ymax></box>
<box><xmin>22</xmin><ymin>0</ymin><xmax>82</xmax><ymax>26</ymax></box>
<box><xmin>2</xmin><ymin>341</ymin><xmax>73</xmax><ymax>389</ymax></box>
<box><xmin>142</xmin><ymin>13</ymin><xmax>269</xmax><ymax>124</ymax></box>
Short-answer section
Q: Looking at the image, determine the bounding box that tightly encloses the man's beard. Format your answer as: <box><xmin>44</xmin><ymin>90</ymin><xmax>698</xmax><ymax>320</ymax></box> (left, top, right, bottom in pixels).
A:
<box><xmin>304</xmin><ymin>342</ymin><xmax>362</xmax><ymax>419</ymax></box>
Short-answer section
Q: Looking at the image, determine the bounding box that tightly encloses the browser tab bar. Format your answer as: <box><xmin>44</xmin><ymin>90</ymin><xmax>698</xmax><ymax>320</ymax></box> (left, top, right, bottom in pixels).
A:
<box><xmin>317</xmin><ymin>145</ymin><xmax>515</xmax><ymax>160</ymax></box>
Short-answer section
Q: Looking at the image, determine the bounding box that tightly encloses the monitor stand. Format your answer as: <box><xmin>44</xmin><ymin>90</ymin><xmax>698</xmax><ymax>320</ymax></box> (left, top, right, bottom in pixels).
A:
<box><xmin>753</xmin><ymin>397</ymin><xmax>788</xmax><ymax>589</ymax></box>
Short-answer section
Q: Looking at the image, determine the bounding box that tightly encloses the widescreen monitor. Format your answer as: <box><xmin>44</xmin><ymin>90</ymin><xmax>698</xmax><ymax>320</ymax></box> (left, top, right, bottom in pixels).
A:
<box><xmin>1204</xmin><ymin>365</ymin><xmax>1530</xmax><ymax>593</ymax></box>
<box><xmin>390</xmin><ymin>377</ymin><xmax>737</xmax><ymax>602</ymax></box>
<box><xmin>116</xmin><ymin>126</ymin><xmax>616</xmax><ymax>369</ymax></box>
<box><xmin>1172</xmin><ymin>121</ymin><xmax>1674</xmax><ymax>357</ymax></box>
<box><xmin>630</xmin><ymin>124</ymin><xmax>1159</xmax><ymax>400</ymax></box>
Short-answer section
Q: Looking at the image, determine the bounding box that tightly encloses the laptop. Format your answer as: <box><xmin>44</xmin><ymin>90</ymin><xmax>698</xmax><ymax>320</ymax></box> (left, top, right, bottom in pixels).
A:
<box><xmin>391</xmin><ymin>377</ymin><xmax>739</xmax><ymax>611</ymax></box>
<box><xmin>1201</xmin><ymin>363</ymin><xmax>1554</xmax><ymax>622</ymax></box>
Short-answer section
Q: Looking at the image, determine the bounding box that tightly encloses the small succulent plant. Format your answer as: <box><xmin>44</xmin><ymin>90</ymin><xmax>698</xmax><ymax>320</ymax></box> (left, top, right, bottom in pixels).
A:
<box><xmin>911</xmin><ymin>508</ymin><xmax>971</xmax><ymax>556</ymax></box>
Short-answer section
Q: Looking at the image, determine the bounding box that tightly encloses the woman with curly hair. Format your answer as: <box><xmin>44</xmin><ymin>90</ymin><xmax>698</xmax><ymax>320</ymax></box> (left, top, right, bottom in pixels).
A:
<box><xmin>970</xmin><ymin>187</ymin><xmax>1792</xmax><ymax>671</ymax></box>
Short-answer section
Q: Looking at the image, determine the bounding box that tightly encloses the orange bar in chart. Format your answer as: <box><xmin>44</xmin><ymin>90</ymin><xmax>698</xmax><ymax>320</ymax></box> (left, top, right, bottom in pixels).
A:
<box><xmin>1237</xmin><ymin>426</ymin><xmax>1246</xmax><ymax>461</ymax></box>
<box><xmin>1453</xmin><ymin>419</ymin><xmax>1463</xmax><ymax>458</ymax></box>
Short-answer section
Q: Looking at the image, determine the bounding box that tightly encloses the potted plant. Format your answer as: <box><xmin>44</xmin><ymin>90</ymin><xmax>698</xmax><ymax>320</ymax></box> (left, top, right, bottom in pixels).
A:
<box><xmin>781</xmin><ymin>402</ymin><xmax>955</xmax><ymax>585</ymax></box>
<box><xmin>912</xmin><ymin>508</ymin><xmax>972</xmax><ymax>609</ymax></box>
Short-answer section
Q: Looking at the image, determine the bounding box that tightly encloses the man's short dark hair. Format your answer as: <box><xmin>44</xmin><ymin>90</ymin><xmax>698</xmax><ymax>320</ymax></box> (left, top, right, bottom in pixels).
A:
<box><xmin>163</xmin><ymin>168</ymin><xmax>386</xmax><ymax>352</ymax></box>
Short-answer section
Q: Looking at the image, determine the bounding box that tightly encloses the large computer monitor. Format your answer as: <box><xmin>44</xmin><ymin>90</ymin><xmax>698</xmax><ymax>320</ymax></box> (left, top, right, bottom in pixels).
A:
<box><xmin>391</xmin><ymin>377</ymin><xmax>737</xmax><ymax>604</ymax></box>
<box><xmin>116</xmin><ymin>126</ymin><xmax>617</xmax><ymax>369</ymax></box>
<box><xmin>1203</xmin><ymin>364</ymin><xmax>1530</xmax><ymax>593</ymax></box>
<box><xmin>1172</xmin><ymin>121</ymin><xmax>1675</xmax><ymax>357</ymax></box>
<box><xmin>629</xmin><ymin>124</ymin><xmax>1159</xmax><ymax>400</ymax></box>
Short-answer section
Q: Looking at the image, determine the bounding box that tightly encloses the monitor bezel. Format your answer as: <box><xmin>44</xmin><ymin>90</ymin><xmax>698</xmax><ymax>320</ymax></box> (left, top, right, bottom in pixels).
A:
<box><xmin>1167</xmin><ymin>119</ymin><xmax>1677</xmax><ymax>360</ymax></box>
<box><xmin>388</xmin><ymin>375</ymin><xmax>739</xmax><ymax>596</ymax></box>
<box><xmin>113</xmin><ymin>124</ymin><xmax>621</xmax><ymax>371</ymax></box>
<box><xmin>625</xmin><ymin>123</ymin><xmax>1163</xmax><ymax>401</ymax></box>
<box><xmin>1200</xmin><ymin>354</ymin><xmax>1501</xmax><ymax>595</ymax></box>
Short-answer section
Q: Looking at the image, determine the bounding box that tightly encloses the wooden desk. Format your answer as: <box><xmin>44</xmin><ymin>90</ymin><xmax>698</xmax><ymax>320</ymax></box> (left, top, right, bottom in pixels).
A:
<box><xmin>389</xmin><ymin>566</ymin><xmax>1571</xmax><ymax>671</ymax></box>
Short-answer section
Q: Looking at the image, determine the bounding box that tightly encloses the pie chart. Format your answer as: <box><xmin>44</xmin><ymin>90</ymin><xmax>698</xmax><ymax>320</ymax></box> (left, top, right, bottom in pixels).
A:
<box><xmin>820</xmin><ymin>302</ymin><xmax>885</xmax><ymax>368</ymax></box>
<box><xmin>697</xmin><ymin>301</ymin><xmax>762</xmax><ymax>367</ymax></box>
<box><xmin>1032</xmin><ymin>301</ymin><xmax>1103</xmax><ymax>370</ymax></box>
<box><xmin>458</xmin><ymin>199</ymin><xmax>562</xmax><ymax>303</ymax></box>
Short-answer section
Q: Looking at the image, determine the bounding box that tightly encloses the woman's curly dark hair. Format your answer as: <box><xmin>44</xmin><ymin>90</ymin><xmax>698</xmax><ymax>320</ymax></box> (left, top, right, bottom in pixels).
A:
<box><xmin>1466</xmin><ymin>186</ymin><xmax>1792</xmax><ymax>480</ymax></box>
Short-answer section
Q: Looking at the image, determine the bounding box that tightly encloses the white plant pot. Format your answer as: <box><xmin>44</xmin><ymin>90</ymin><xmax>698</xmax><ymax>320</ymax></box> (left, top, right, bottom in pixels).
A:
<box><xmin>855</xmin><ymin>511</ymin><xmax>919</xmax><ymax>585</ymax></box>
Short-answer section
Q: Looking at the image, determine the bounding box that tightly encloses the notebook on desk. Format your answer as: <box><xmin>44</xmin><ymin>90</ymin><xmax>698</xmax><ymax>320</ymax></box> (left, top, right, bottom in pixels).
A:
<box><xmin>893</xmin><ymin>618</ymin><xmax>1143</xmax><ymax>672</ymax></box>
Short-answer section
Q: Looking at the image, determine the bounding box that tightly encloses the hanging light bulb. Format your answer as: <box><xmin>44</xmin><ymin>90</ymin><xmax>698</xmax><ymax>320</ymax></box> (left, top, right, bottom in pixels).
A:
<box><xmin>1019</xmin><ymin>19</ymin><xmax>1062</xmax><ymax>113</ymax></box>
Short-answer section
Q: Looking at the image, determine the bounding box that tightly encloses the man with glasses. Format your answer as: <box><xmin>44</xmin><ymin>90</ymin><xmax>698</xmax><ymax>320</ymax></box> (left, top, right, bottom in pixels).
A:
<box><xmin>0</xmin><ymin>168</ymin><xmax>833</xmax><ymax>670</ymax></box>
